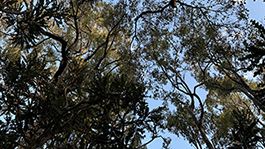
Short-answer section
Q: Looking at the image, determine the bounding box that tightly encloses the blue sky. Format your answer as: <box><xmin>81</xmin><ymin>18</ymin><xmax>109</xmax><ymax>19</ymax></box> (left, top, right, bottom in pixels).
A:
<box><xmin>246</xmin><ymin>0</ymin><xmax>265</xmax><ymax>23</ymax></box>
<box><xmin>146</xmin><ymin>1</ymin><xmax>265</xmax><ymax>149</ymax></box>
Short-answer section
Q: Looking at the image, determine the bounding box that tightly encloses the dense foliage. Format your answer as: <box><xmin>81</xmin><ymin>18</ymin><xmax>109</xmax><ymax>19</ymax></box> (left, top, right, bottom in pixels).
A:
<box><xmin>0</xmin><ymin>0</ymin><xmax>265</xmax><ymax>148</ymax></box>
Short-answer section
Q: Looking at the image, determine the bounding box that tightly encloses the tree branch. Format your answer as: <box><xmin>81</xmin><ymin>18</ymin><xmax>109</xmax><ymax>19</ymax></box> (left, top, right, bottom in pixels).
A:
<box><xmin>40</xmin><ymin>28</ymin><xmax>68</xmax><ymax>82</ymax></box>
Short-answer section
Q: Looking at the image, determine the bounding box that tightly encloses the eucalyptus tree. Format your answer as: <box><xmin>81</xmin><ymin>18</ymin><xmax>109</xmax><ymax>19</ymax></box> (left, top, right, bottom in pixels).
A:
<box><xmin>129</xmin><ymin>0</ymin><xmax>265</xmax><ymax>148</ymax></box>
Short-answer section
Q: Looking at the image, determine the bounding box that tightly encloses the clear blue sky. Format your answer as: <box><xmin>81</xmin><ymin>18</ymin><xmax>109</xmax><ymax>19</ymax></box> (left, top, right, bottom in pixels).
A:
<box><xmin>246</xmin><ymin>0</ymin><xmax>265</xmax><ymax>23</ymax></box>
<box><xmin>146</xmin><ymin>1</ymin><xmax>265</xmax><ymax>149</ymax></box>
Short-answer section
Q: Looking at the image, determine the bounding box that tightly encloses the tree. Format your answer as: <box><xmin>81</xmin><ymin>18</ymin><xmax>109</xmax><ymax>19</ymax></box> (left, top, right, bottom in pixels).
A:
<box><xmin>239</xmin><ymin>20</ymin><xmax>265</xmax><ymax>110</ymax></box>
<box><xmin>1</xmin><ymin>0</ymin><xmax>265</xmax><ymax>148</ymax></box>
<box><xmin>129</xmin><ymin>0</ymin><xmax>265</xmax><ymax>148</ymax></box>
<box><xmin>0</xmin><ymin>0</ymin><xmax>166</xmax><ymax>148</ymax></box>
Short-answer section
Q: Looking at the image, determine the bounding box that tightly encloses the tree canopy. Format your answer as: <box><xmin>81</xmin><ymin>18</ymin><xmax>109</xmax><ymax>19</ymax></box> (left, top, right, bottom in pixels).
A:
<box><xmin>0</xmin><ymin>0</ymin><xmax>265</xmax><ymax>148</ymax></box>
